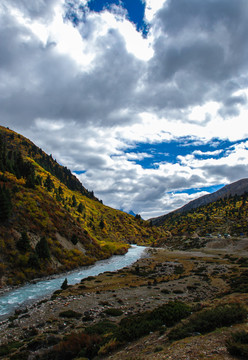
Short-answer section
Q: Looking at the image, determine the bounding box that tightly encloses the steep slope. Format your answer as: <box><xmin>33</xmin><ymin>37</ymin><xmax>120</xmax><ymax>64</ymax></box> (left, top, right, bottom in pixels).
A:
<box><xmin>151</xmin><ymin>178</ymin><xmax>248</xmax><ymax>226</ymax></box>
<box><xmin>0</xmin><ymin>126</ymin><xmax>167</xmax><ymax>287</ymax></box>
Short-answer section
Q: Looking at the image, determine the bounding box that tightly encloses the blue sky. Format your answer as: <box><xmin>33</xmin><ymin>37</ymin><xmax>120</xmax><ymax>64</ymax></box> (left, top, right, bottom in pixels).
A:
<box><xmin>65</xmin><ymin>0</ymin><xmax>149</xmax><ymax>35</ymax></box>
<box><xmin>124</xmin><ymin>138</ymin><xmax>234</xmax><ymax>168</ymax></box>
<box><xmin>1</xmin><ymin>0</ymin><xmax>248</xmax><ymax>218</ymax></box>
<box><xmin>87</xmin><ymin>0</ymin><xmax>148</xmax><ymax>34</ymax></box>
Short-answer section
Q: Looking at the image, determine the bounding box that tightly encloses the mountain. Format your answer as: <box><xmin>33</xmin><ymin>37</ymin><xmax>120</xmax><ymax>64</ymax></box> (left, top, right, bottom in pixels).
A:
<box><xmin>0</xmin><ymin>126</ymin><xmax>167</xmax><ymax>288</ymax></box>
<box><xmin>150</xmin><ymin>178</ymin><xmax>248</xmax><ymax>226</ymax></box>
<box><xmin>149</xmin><ymin>182</ymin><xmax>248</xmax><ymax>245</ymax></box>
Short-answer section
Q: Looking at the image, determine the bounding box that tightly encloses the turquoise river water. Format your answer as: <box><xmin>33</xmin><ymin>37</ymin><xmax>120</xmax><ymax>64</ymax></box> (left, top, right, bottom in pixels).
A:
<box><xmin>0</xmin><ymin>245</ymin><xmax>146</xmax><ymax>318</ymax></box>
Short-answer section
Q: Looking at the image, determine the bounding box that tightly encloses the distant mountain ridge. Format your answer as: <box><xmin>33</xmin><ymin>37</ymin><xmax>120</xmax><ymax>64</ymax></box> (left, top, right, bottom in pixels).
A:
<box><xmin>151</xmin><ymin>178</ymin><xmax>248</xmax><ymax>226</ymax></box>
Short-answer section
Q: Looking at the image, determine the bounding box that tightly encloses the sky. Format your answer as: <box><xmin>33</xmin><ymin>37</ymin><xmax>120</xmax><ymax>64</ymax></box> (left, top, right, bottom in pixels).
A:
<box><xmin>1</xmin><ymin>0</ymin><xmax>248</xmax><ymax>219</ymax></box>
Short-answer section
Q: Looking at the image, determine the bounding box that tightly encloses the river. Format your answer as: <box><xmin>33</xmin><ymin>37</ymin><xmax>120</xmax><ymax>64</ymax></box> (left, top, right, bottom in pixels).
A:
<box><xmin>0</xmin><ymin>245</ymin><xmax>146</xmax><ymax>318</ymax></box>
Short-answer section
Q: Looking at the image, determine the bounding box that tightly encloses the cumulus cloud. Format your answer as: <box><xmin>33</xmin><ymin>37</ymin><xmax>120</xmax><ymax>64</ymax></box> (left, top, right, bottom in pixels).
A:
<box><xmin>1</xmin><ymin>0</ymin><xmax>248</xmax><ymax>219</ymax></box>
<box><xmin>5</xmin><ymin>0</ymin><xmax>61</xmax><ymax>21</ymax></box>
<box><xmin>144</xmin><ymin>0</ymin><xmax>248</xmax><ymax>121</ymax></box>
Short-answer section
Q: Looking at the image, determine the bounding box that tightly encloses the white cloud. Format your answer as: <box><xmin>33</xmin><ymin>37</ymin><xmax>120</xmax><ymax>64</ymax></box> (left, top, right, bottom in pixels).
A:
<box><xmin>192</xmin><ymin>149</ymin><xmax>223</xmax><ymax>157</ymax></box>
<box><xmin>145</xmin><ymin>0</ymin><xmax>167</xmax><ymax>22</ymax></box>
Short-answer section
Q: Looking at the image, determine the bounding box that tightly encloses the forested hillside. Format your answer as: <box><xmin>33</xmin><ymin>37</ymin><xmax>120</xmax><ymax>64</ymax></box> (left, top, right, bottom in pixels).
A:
<box><xmin>0</xmin><ymin>126</ymin><xmax>167</xmax><ymax>287</ymax></box>
<box><xmin>157</xmin><ymin>192</ymin><xmax>248</xmax><ymax>240</ymax></box>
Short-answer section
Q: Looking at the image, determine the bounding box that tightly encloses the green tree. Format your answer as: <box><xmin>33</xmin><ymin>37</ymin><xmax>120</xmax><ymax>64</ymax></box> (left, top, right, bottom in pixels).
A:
<box><xmin>135</xmin><ymin>214</ymin><xmax>141</xmax><ymax>221</ymax></box>
<box><xmin>77</xmin><ymin>202</ymin><xmax>84</xmax><ymax>213</ymax></box>
<box><xmin>0</xmin><ymin>185</ymin><xmax>12</xmax><ymax>222</ymax></box>
<box><xmin>25</xmin><ymin>173</ymin><xmax>36</xmax><ymax>189</ymax></box>
<box><xmin>71</xmin><ymin>195</ymin><xmax>77</xmax><ymax>207</ymax></box>
<box><xmin>71</xmin><ymin>234</ymin><xmax>78</xmax><ymax>245</ymax></box>
<box><xmin>16</xmin><ymin>232</ymin><xmax>31</xmax><ymax>252</ymax></box>
<box><xmin>28</xmin><ymin>252</ymin><xmax>40</xmax><ymax>268</ymax></box>
<box><xmin>44</xmin><ymin>175</ymin><xmax>54</xmax><ymax>192</ymax></box>
<box><xmin>35</xmin><ymin>175</ymin><xmax>42</xmax><ymax>186</ymax></box>
<box><xmin>99</xmin><ymin>219</ymin><xmax>105</xmax><ymax>229</ymax></box>
<box><xmin>61</xmin><ymin>278</ymin><xmax>68</xmax><ymax>290</ymax></box>
<box><xmin>36</xmin><ymin>236</ymin><xmax>50</xmax><ymax>259</ymax></box>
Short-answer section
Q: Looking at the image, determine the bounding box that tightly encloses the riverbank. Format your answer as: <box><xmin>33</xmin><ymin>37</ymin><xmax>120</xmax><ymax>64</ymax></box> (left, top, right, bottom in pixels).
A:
<box><xmin>0</xmin><ymin>243</ymin><xmax>132</xmax><ymax>296</ymax></box>
<box><xmin>0</xmin><ymin>245</ymin><xmax>147</xmax><ymax>321</ymax></box>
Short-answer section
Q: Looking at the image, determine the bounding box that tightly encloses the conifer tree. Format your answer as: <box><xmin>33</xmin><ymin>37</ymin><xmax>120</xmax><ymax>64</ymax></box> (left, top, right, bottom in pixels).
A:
<box><xmin>71</xmin><ymin>195</ymin><xmax>77</xmax><ymax>207</ymax></box>
<box><xmin>0</xmin><ymin>185</ymin><xmax>12</xmax><ymax>222</ymax></box>
<box><xmin>77</xmin><ymin>203</ymin><xmax>84</xmax><ymax>213</ymax></box>
<box><xmin>36</xmin><ymin>236</ymin><xmax>50</xmax><ymax>259</ymax></box>
<box><xmin>16</xmin><ymin>231</ymin><xmax>30</xmax><ymax>252</ymax></box>
<box><xmin>25</xmin><ymin>173</ymin><xmax>36</xmax><ymax>189</ymax></box>
<box><xmin>28</xmin><ymin>252</ymin><xmax>40</xmax><ymax>268</ymax></box>
<box><xmin>61</xmin><ymin>278</ymin><xmax>68</xmax><ymax>290</ymax></box>
<box><xmin>44</xmin><ymin>175</ymin><xmax>54</xmax><ymax>192</ymax></box>
<box><xmin>99</xmin><ymin>219</ymin><xmax>105</xmax><ymax>229</ymax></box>
<box><xmin>71</xmin><ymin>234</ymin><xmax>78</xmax><ymax>245</ymax></box>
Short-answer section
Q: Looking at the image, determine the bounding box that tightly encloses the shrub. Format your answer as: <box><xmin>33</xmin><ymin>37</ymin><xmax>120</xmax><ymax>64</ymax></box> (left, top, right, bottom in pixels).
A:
<box><xmin>226</xmin><ymin>330</ymin><xmax>248</xmax><ymax>358</ymax></box>
<box><xmin>28</xmin><ymin>252</ymin><xmax>40</xmax><ymax>268</ymax></box>
<box><xmin>116</xmin><ymin>301</ymin><xmax>191</xmax><ymax>342</ymax></box>
<box><xmin>85</xmin><ymin>320</ymin><xmax>118</xmax><ymax>335</ymax></box>
<box><xmin>9</xmin><ymin>350</ymin><xmax>29</xmax><ymax>360</ymax></box>
<box><xmin>161</xmin><ymin>289</ymin><xmax>170</xmax><ymax>294</ymax></box>
<box><xmin>104</xmin><ymin>308</ymin><xmax>123</xmax><ymax>317</ymax></box>
<box><xmin>59</xmin><ymin>310</ymin><xmax>82</xmax><ymax>319</ymax></box>
<box><xmin>53</xmin><ymin>332</ymin><xmax>102</xmax><ymax>360</ymax></box>
<box><xmin>168</xmin><ymin>303</ymin><xmax>247</xmax><ymax>341</ymax></box>
<box><xmin>174</xmin><ymin>265</ymin><xmax>184</xmax><ymax>275</ymax></box>
<box><xmin>0</xmin><ymin>341</ymin><xmax>22</xmax><ymax>356</ymax></box>
<box><xmin>98</xmin><ymin>338</ymin><xmax>119</xmax><ymax>356</ymax></box>
<box><xmin>230</xmin><ymin>270</ymin><xmax>248</xmax><ymax>293</ymax></box>
<box><xmin>173</xmin><ymin>289</ymin><xmax>184</xmax><ymax>294</ymax></box>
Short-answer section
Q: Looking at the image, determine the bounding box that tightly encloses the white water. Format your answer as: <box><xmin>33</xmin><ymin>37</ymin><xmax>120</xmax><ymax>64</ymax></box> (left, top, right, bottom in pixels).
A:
<box><xmin>0</xmin><ymin>245</ymin><xmax>146</xmax><ymax>318</ymax></box>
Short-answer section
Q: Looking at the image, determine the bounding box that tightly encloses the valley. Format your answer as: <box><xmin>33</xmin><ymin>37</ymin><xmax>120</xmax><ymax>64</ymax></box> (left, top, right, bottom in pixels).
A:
<box><xmin>1</xmin><ymin>126</ymin><xmax>248</xmax><ymax>359</ymax></box>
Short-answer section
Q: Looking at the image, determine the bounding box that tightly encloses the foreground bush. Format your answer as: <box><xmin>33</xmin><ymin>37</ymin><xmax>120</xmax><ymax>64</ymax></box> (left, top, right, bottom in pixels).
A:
<box><xmin>85</xmin><ymin>320</ymin><xmax>118</xmax><ymax>335</ymax></box>
<box><xmin>117</xmin><ymin>301</ymin><xmax>191</xmax><ymax>342</ymax></box>
<box><xmin>168</xmin><ymin>303</ymin><xmax>247</xmax><ymax>341</ymax></box>
<box><xmin>226</xmin><ymin>330</ymin><xmax>248</xmax><ymax>358</ymax></box>
<box><xmin>52</xmin><ymin>332</ymin><xmax>102</xmax><ymax>360</ymax></box>
<box><xmin>59</xmin><ymin>310</ymin><xmax>82</xmax><ymax>319</ymax></box>
<box><xmin>104</xmin><ymin>308</ymin><xmax>123</xmax><ymax>316</ymax></box>
<box><xmin>230</xmin><ymin>270</ymin><xmax>248</xmax><ymax>293</ymax></box>
<box><xmin>0</xmin><ymin>341</ymin><xmax>22</xmax><ymax>356</ymax></box>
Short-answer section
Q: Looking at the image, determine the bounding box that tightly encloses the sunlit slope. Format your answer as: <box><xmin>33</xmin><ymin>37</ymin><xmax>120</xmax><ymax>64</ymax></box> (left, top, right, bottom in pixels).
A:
<box><xmin>0</xmin><ymin>126</ymin><xmax>167</xmax><ymax>286</ymax></box>
<box><xmin>154</xmin><ymin>191</ymin><xmax>248</xmax><ymax>241</ymax></box>
<box><xmin>151</xmin><ymin>178</ymin><xmax>248</xmax><ymax>227</ymax></box>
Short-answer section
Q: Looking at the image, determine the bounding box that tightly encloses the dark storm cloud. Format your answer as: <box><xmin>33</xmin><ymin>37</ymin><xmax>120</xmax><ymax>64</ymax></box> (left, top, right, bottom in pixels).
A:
<box><xmin>203</xmin><ymin>164</ymin><xmax>248</xmax><ymax>183</ymax></box>
<box><xmin>0</xmin><ymin>8</ymin><xmax>79</xmax><ymax>126</ymax></box>
<box><xmin>0</xmin><ymin>8</ymin><xmax>143</xmax><ymax>130</ymax></box>
<box><xmin>224</xmin><ymin>95</ymin><xmax>247</xmax><ymax>108</ymax></box>
<box><xmin>142</xmin><ymin>0</ymin><xmax>248</xmax><ymax>117</ymax></box>
<box><xmin>2</xmin><ymin>0</ymin><xmax>248</xmax><ymax>129</ymax></box>
<box><xmin>218</xmin><ymin>94</ymin><xmax>247</xmax><ymax>117</ymax></box>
